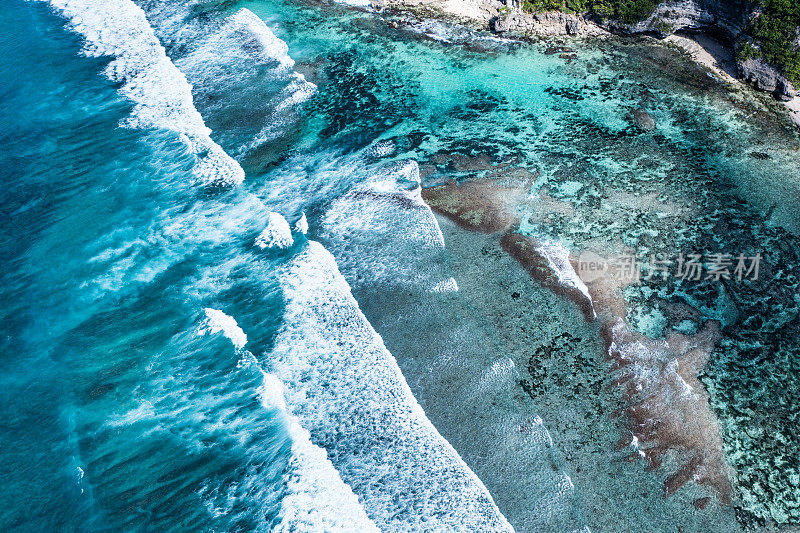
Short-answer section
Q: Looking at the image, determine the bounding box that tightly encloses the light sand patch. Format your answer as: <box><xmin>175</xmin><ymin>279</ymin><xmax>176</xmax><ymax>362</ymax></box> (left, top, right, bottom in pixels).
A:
<box><xmin>667</xmin><ymin>33</ymin><xmax>800</xmax><ymax>128</ymax></box>
<box><xmin>602</xmin><ymin>188</ymin><xmax>689</xmax><ymax>218</ymax></box>
<box><xmin>665</xmin><ymin>33</ymin><xmax>738</xmax><ymax>84</ymax></box>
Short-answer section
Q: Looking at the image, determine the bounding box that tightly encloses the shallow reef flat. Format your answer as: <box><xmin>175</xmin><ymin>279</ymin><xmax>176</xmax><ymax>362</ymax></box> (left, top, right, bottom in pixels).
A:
<box><xmin>435</xmin><ymin>214</ymin><xmax>743</xmax><ymax>532</ymax></box>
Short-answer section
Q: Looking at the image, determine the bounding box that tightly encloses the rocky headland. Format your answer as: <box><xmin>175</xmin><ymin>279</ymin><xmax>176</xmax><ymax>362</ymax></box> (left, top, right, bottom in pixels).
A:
<box><xmin>370</xmin><ymin>0</ymin><xmax>800</xmax><ymax>126</ymax></box>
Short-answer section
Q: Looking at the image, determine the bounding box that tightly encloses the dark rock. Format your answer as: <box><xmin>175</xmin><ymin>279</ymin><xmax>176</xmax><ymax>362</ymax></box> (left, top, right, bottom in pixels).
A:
<box><xmin>489</xmin><ymin>13</ymin><xmax>513</xmax><ymax>33</ymax></box>
<box><xmin>738</xmin><ymin>57</ymin><xmax>797</xmax><ymax>101</ymax></box>
<box><xmin>693</xmin><ymin>497</ymin><xmax>712</xmax><ymax>510</ymax></box>
<box><xmin>88</xmin><ymin>383</ymin><xmax>115</xmax><ymax>399</ymax></box>
<box><xmin>565</xmin><ymin>19</ymin><xmax>580</xmax><ymax>35</ymax></box>
<box><xmin>632</xmin><ymin>108</ymin><xmax>656</xmax><ymax>131</ymax></box>
<box><xmin>599</xmin><ymin>0</ymin><xmax>753</xmax><ymax>41</ymax></box>
<box><xmin>559</xmin><ymin>53</ymin><xmax>577</xmax><ymax>60</ymax></box>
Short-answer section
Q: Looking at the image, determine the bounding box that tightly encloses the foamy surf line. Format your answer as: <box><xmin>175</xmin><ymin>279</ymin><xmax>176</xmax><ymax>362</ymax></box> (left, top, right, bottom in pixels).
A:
<box><xmin>200</xmin><ymin>310</ymin><xmax>378</xmax><ymax>532</ymax></box>
<box><xmin>134</xmin><ymin>2</ymin><xmax>316</xmax><ymax>156</ymax></box>
<box><xmin>320</xmin><ymin>159</ymin><xmax>461</xmax><ymax>292</ymax></box>
<box><xmin>261</xmin><ymin>374</ymin><xmax>379</xmax><ymax>533</ymax></box>
<box><xmin>37</xmin><ymin>0</ymin><xmax>369</xmax><ymax>525</ymax></box>
<box><xmin>35</xmin><ymin>0</ymin><xmax>243</xmax><ymax>186</ymax></box>
<box><xmin>40</xmin><ymin>0</ymin><xmax>511</xmax><ymax>527</ymax></box>
<box><xmin>270</xmin><ymin>241</ymin><xmax>513</xmax><ymax>531</ymax></box>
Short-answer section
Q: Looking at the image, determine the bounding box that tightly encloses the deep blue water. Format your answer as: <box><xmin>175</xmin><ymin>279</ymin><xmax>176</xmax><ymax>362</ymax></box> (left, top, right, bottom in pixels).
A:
<box><xmin>0</xmin><ymin>2</ymin><xmax>289</xmax><ymax>529</ymax></box>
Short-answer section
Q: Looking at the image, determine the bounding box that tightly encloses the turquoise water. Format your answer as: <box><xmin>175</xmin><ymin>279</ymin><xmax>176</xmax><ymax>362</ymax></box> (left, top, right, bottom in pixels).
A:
<box><xmin>242</xmin><ymin>1</ymin><xmax>800</xmax><ymax>527</ymax></box>
<box><xmin>2</xmin><ymin>0</ymin><xmax>800</xmax><ymax>530</ymax></box>
<box><xmin>0</xmin><ymin>2</ymin><xmax>290</xmax><ymax>529</ymax></box>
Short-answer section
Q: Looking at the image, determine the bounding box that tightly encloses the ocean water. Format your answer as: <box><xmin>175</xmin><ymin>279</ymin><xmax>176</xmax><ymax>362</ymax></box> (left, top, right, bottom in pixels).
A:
<box><xmin>0</xmin><ymin>3</ymin><xmax>289</xmax><ymax>529</ymax></box>
<box><xmin>2</xmin><ymin>0</ymin><xmax>799</xmax><ymax>531</ymax></box>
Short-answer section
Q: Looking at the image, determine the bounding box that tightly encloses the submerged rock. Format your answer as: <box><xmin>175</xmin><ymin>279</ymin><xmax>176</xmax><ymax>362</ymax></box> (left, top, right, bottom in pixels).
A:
<box><xmin>500</xmin><ymin>233</ymin><xmax>596</xmax><ymax>320</ymax></box>
<box><xmin>632</xmin><ymin>108</ymin><xmax>656</xmax><ymax>131</ymax></box>
<box><xmin>421</xmin><ymin>175</ymin><xmax>533</xmax><ymax>233</ymax></box>
<box><xmin>606</xmin><ymin>319</ymin><xmax>734</xmax><ymax>504</ymax></box>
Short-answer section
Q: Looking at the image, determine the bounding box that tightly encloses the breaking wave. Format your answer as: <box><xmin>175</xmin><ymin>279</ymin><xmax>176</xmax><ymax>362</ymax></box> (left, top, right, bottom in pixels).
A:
<box><xmin>269</xmin><ymin>241</ymin><xmax>513</xmax><ymax>531</ymax></box>
<box><xmin>134</xmin><ymin>1</ymin><xmax>317</xmax><ymax>159</ymax></box>
<box><xmin>36</xmin><ymin>0</ymin><xmax>244</xmax><ymax>186</ymax></box>
<box><xmin>201</xmin><ymin>310</ymin><xmax>379</xmax><ymax>532</ymax></box>
<box><xmin>33</xmin><ymin>0</ymin><xmax>514</xmax><ymax>529</ymax></box>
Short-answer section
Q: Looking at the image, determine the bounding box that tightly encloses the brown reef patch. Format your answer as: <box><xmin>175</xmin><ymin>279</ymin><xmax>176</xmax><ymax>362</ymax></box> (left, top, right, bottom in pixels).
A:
<box><xmin>421</xmin><ymin>175</ymin><xmax>734</xmax><ymax>505</ymax></box>
<box><xmin>604</xmin><ymin>317</ymin><xmax>733</xmax><ymax>503</ymax></box>
<box><xmin>579</xmin><ymin>253</ymin><xmax>733</xmax><ymax>503</ymax></box>
<box><xmin>421</xmin><ymin>175</ymin><xmax>533</xmax><ymax>233</ymax></box>
<box><xmin>500</xmin><ymin>233</ymin><xmax>595</xmax><ymax>320</ymax></box>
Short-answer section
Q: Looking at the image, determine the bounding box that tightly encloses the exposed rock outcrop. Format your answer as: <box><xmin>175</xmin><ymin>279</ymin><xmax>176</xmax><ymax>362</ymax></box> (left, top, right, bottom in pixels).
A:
<box><xmin>738</xmin><ymin>57</ymin><xmax>797</xmax><ymax>101</ymax></box>
<box><xmin>602</xmin><ymin>0</ymin><xmax>752</xmax><ymax>39</ymax></box>
<box><xmin>601</xmin><ymin>0</ymin><xmax>798</xmax><ymax>103</ymax></box>
<box><xmin>489</xmin><ymin>10</ymin><xmax>512</xmax><ymax>33</ymax></box>
<box><xmin>490</xmin><ymin>8</ymin><xmax>602</xmax><ymax>36</ymax></box>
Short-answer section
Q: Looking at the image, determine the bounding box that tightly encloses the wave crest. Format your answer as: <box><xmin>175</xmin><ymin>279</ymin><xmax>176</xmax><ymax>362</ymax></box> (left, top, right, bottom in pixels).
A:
<box><xmin>38</xmin><ymin>0</ymin><xmax>244</xmax><ymax>186</ymax></box>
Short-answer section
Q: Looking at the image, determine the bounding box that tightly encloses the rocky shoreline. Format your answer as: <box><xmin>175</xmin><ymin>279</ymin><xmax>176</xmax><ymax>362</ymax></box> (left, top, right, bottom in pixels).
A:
<box><xmin>367</xmin><ymin>0</ymin><xmax>800</xmax><ymax>127</ymax></box>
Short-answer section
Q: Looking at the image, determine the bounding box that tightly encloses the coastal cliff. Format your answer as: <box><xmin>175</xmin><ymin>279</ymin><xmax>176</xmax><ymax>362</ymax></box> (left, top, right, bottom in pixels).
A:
<box><xmin>378</xmin><ymin>0</ymin><xmax>799</xmax><ymax>109</ymax></box>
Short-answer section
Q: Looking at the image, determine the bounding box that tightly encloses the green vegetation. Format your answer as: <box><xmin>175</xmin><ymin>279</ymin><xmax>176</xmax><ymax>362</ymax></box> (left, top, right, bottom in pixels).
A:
<box><xmin>736</xmin><ymin>41</ymin><xmax>761</xmax><ymax>62</ymax></box>
<box><xmin>521</xmin><ymin>0</ymin><xmax>658</xmax><ymax>24</ymax></box>
<box><xmin>748</xmin><ymin>0</ymin><xmax>800</xmax><ymax>84</ymax></box>
<box><xmin>653</xmin><ymin>18</ymin><xmax>674</xmax><ymax>34</ymax></box>
<box><xmin>519</xmin><ymin>0</ymin><xmax>800</xmax><ymax>85</ymax></box>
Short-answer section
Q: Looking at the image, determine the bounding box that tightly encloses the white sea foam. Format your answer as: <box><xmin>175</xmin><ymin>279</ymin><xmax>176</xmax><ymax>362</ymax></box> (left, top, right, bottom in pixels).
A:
<box><xmin>320</xmin><ymin>160</ymin><xmax>455</xmax><ymax>291</ymax></box>
<box><xmin>318</xmin><ymin>161</ymin><xmax>585</xmax><ymax>531</ymax></box>
<box><xmin>429</xmin><ymin>277</ymin><xmax>459</xmax><ymax>293</ymax></box>
<box><xmin>75</xmin><ymin>466</ymin><xmax>85</xmax><ymax>494</ymax></box>
<box><xmin>226</xmin><ymin>8</ymin><xmax>295</xmax><ymax>70</ymax></box>
<box><xmin>254</xmin><ymin>212</ymin><xmax>294</xmax><ymax>250</ymax></box>
<box><xmin>293</xmin><ymin>213</ymin><xmax>309</xmax><ymax>235</ymax></box>
<box><xmin>259</xmin><ymin>374</ymin><xmax>379</xmax><ymax>532</ymax></box>
<box><xmin>332</xmin><ymin>0</ymin><xmax>374</xmax><ymax>8</ymax></box>
<box><xmin>200</xmin><ymin>308</ymin><xmax>248</xmax><ymax>349</ymax></box>
<box><xmin>201</xmin><ymin>309</ymin><xmax>377</xmax><ymax>531</ymax></box>
<box><xmin>38</xmin><ymin>0</ymin><xmax>244</xmax><ymax>186</ymax></box>
<box><xmin>269</xmin><ymin>241</ymin><xmax>513</xmax><ymax>531</ymax></box>
<box><xmin>137</xmin><ymin>3</ymin><xmax>316</xmax><ymax>156</ymax></box>
<box><xmin>535</xmin><ymin>239</ymin><xmax>596</xmax><ymax>318</ymax></box>
<box><xmin>40</xmin><ymin>2</ymin><xmax>527</xmax><ymax>527</ymax></box>
<box><xmin>405</xmin><ymin>18</ymin><xmax>514</xmax><ymax>50</ymax></box>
